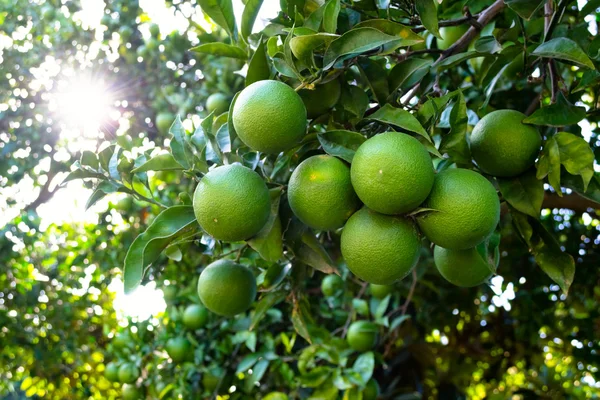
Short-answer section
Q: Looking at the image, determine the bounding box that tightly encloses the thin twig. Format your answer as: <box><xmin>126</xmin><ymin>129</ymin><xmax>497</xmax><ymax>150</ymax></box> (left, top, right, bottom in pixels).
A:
<box><xmin>338</xmin><ymin>282</ymin><xmax>368</xmax><ymax>338</ymax></box>
<box><xmin>412</xmin><ymin>13</ymin><xmax>481</xmax><ymax>32</ymax></box>
<box><xmin>211</xmin><ymin>343</ymin><xmax>241</xmax><ymax>399</ymax></box>
<box><xmin>543</xmin><ymin>0</ymin><xmax>568</xmax><ymax>42</ymax></box>
<box><xmin>548</xmin><ymin>60</ymin><xmax>559</xmax><ymax>103</ymax></box>
<box><xmin>400</xmin><ymin>268</ymin><xmax>418</xmax><ymax>316</ymax></box>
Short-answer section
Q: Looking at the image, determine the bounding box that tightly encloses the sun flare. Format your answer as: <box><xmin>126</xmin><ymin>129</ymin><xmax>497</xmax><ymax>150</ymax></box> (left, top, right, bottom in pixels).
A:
<box><xmin>54</xmin><ymin>77</ymin><xmax>112</xmax><ymax>134</ymax></box>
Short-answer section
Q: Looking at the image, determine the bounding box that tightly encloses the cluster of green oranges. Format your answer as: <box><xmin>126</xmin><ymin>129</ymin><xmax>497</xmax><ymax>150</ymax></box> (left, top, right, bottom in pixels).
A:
<box><xmin>192</xmin><ymin>79</ymin><xmax>541</xmax><ymax>319</ymax></box>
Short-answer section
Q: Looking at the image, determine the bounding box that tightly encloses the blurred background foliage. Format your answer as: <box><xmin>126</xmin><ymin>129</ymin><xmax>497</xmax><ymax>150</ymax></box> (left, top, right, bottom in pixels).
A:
<box><xmin>0</xmin><ymin>0</ymin><xmax>599</xmax><ymax>399</ymax></box>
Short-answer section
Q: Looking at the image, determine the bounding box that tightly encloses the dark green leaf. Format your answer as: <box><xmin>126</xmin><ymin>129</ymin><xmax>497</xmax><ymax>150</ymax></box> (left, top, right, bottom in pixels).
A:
<box><xmin>246</xmin><ymin>38</ymin><xmax>271</xmax><ymax>86</ymax></box>
<box><xmin>131</xmin><ymin>153</ymin><xmax>184</xmax><ymax>173</ymax></box>
<box><xmin>304</xmin><ymin>3</ymin><xmax>325</xmax><ymax>31</ymax></box>
<box><xmin>292</xmin><ymin>305</ymin><xmax>312</xmax><ymax>343</ymax></box>
<box><xmin>561</xmin><ymin>172</ymin><xmax>600</xmax><ymax>206</ymax></box>
<box><xmin>581</xmin><ymin>0</ymin><xmax>600</xmax><ymax>16</ymax></box>
<box><xmin>365</xmin><ymin>104</ymin><xmax>430</xmax><ymax>142</ymax></box>
<box><xmin>323</xmin><ymin>28</ymin><xmax>406</xmax><ymax>70</ymax></box>
<box><xmin>248</xmin><ymin>359</ymin><xmax>269</xmax><ymax>386</ymax></box>
<box><xmin>85</xmin><ymin>188</ymin><xmax>108</xmax><ymax>210</ymax></box>
<box><xmin>504</xmin><ymin>0</ymin><xmax>545</xmax><ymax>20</ymax></box>
<box><xmin>498</xmin><ymin>169</ymin><xmax>544</xmax><ymax>218</ymax></box>
<box><xmin>299</xmin><ymin>366</ymin><xmax>332</xmax><ymax>388</ymax></box>
<box><xmin>190</xmin><ymin>43</ymin><xmax>247</xmax><ymax>59</ymax></box>
<box><xmin>531</xmin><ymin>38</ymin><xmax>595</xmax><ymax>69</ymax></box>
<box><xmin>80</xmin><ymin>150</ymin><xmax>99</xmax><ymax>169</ymax></box>
<box><xmin>415</xmin><ymin>0</ymin><xmax>441</xmax><ymax>39</ymax></box>
<box><xmin>440</xmin><ymin>91</ymin><xmax>470</xmax><ymax>165</ymax></box>
<box><xmin>290</xmin><ymin>33</ymin><xmax>339</xmax><ymax>65</ymax></box>
<box><xmin>317</xmin><ymin>130</ymin><xmax>366</xmax><ymax>162</ymax></box>
<box><xmin>573</xmin><ymin>70</ymin><xmax>600</xmax><ymax>93</ymax></box>
<box><xmin>524</xmin><ymin>92</ymin><xmax>586</xmax><ymax>127</ymax></box>
<box><xmin>250</xmin><ymin>290</ymin><xmax>287</xmax><ymax>330</ymax></box>
<box><xmin>296</xmin><ymin>231</ymin><xmax>339</xmax><ymax>274</ymax></box>
<box><xmin>437</xmin><ymin>51</ymin><xmax>494</xmax><ymax>71</ymax></box>
<box><xmin>241</xmin><ymin>0</ymin><xmax>264</xmax><ymax>40</ymax></box>
<box><xmin>247</xmin><ymin>189</ymin><xmax>284</xmax><ymax>262</ymax></box>
<box><xmin>357</xmin><ymin>58</ymin><xmax>389</xmax><ymax>104</ymax></box>
<box><xmin>474</xmin><ymin>35</ymin><xmax>502</xmax><ymax>54</ymax></box>
<box><xmin>322</xmin><ymin>0</ymin><xmax>340</xmax><ymax>33</ymax></box>
<box><xmin>389</xmin><ymin>58</ymin><xmax>432</xmax><ymax>94</ymax></box>
<box><xmin>354</xmin><ymin>19</ymin><xmax>424</xmax><ymax>46</ymax></box>
<box><xmin>123</xmin><ymin>206</ymin><xmax>198</xmax><ymax>293</ymax></box>
<box><xmin>196</xmin><ymin>0</ymin><xmax>238</xmax><ymax>39</ymax></box>
<box><xmin>260</xmin><ymin>263</ymin><xmax>292</xmax><ymax>291</ymax></box>
<box><xmin>169</xmin><ymin>116</ymin><xmax>193</xmax><ymax>169</ymax></box>
<box><xmin>512</xmin><ymin>210</ymin><xmax>575</xmax><ymax>294</ymax></box>
<box><xmin>339</xmin><ymin>84</ymin><xmax>369</xmax><ymax>118</ymax></box>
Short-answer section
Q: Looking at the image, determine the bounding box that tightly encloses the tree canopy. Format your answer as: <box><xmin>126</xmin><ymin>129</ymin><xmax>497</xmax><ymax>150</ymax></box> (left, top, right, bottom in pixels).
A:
<box><xmin>1</xmin><ymin>0</ymin><xmax>600</xmax><ymax>399</ymax></box>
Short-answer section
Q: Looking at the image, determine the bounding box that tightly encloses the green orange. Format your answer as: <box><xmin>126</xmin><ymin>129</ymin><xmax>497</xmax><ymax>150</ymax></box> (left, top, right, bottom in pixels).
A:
<box><xmin>321</xmin><ymin>274</ymin><xmax>344</xmax><ymax>297</ymax></box>
<box><xmin>288</xmin><ymin>155</ymin><xmax>360</xmax><ymax>230</ymax></box>
<box><xmin>470</xmin><ymin>110</ymin><xmax>541</xmax><ymax>177</ymax></box>
<box><xmin>104</xmin><ymin>362</ymin><xmax>120</xmax><ymax>382</ymax></box>
<box><xmin>193</xmin><ymin>164</ymin><xmax>270</xmax><ymax>242</ymax></box>
<box><xmin>363</xmin><ymin>379</ymin><xmax>380</xmax><ymax>400</ymax></box>
<box><xmin>370</xmin><ymin>284</ymin><xmax>394</xmax><ymax>299</ymax></box>
<box><xmin>206</xmin><ymin>93</ymin><xmax>229</xmax><ymax>115</ymax></box>
<box><xmin>437</xmin><ymin>25</ymin><xmax>469</xmax><ymax>50</ymax></box>
<box><xmin>263</xmin><ymin>392</ymin><xmax>289</xmax><ymax>400</ymax></box>
<box><xmin>121</xmin><ymin>384</ymin><xmax>141</xmax><ymax>400</ymax></box>
<box><xmin>197</xmin><ymin>259</ymin><xmax>257</xmax><ymax>317</ymax></box>
<box><xmin>166</xmin><ymin>337</ymin><xmax>191</xmax><ymax>363</ymax></box>
<box><xmin>232</xmin><ymin>80</ymin><xmax>307</xmax><ymax>153</ymax></box>
<box><xmin>341</xmin><ymin>208</ymin><xmax>421</xmax><ymax>284</ymax></box>
<box><xmin>298</xmin><ymin>79</ymin><xmax>341</xmax><ymax>118</ymax></box>
<box><xmin>118</xmin><ymin>363</ymin><xmax>139</xmax><ymax>384</ymax></box>
<box><xmin>351</xmin><ymin>132</ymin><xmax>434</xmax><ymax>215</ymax></box>
<box><xmin>417</xmin><ymin>168</ymin><xmax>500</xmax><ymax>250</ymax></box>
<box><xmin>182</xmin><ymin>304</ymin><xmax>209</xmax><ymax>330</ymax></box>
<box><xmin>347</xmin><ymin>320</ymin><xmax>378</xmax><ymax>351</ymax></box>
<box><xmin>155</xmin><ymin>112</ymin><xmax>174</xmax><ymax>134</ymax></box>
<box><xmin>434</xmin><ymin>245</ymin><xmax>494</xmax><ymax>287</ymax></box>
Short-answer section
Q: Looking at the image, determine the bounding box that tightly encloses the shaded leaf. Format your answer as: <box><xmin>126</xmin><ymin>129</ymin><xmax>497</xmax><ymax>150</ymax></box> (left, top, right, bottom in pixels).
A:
<box><xmin>440</xmin><ymin>91</ymin><xmax>470</xmax><ymax>164</ymax></box>
<box><xmin>292</xmin><ymin>305</ymin><xmax>312</xmax><ymax>343</ymax></box>
<box><xmin>196</xmin><ymin>0</ymin><xmax>238</xmax><ymax>39</ymax></box>
<box><xmin>415</xmin><ymin>0</ymin><xmax>441</xmax><ymax>39</ymax></box>
<box><xmin>246</xmin><ymin>39</ymin><xmax>270</xmax><ymax>86</ymax></box>
<box><xmin>339</xmin><ymin>84</ymin><xmax>369</xmax><ymax>118</ymax></box>
<box><xmin>190</xmin><ymin>43</ymin><xmax>247</xmax><ymax>59</ymax></box>
<box><xmin>318</xmin><ymin>130</ymin><xmax>366</xmax><ymax>162</ymax></box>
<box><xmin>532</xmin><ymin>38</ymin><xmax>595</xmax><ymax>69</ymax></box>
<box><xmin>504</xmin><ymin>0</ymin><xmax>545</xmax><ymax>20</ymax></box>
<box><xmin>247</xmin><ymin>188</ymin><xmax>284</xmax><ymax>262</ymax></box>
<box><xmin>365</xmin><ymin>104</ymin><xmax>430</xmax><ymax>142</ymax></box>
<box><xmin>123</xmin><ymin>206</ymin><xmax>198</xmax><ymax>293</ymax></box>
<box><xmin>357</xmin><ymin>58</ymin><xmax>389</xmax><ymax>104</ymax></box>
<box><xmin>169</xmin><ymin>116</ymin><xmax>193</xmax><ymax>169</ymax></box>
<box><xmin>523</xmin><ymin>92</ymin><xmax>586</xmax><ymax>126</ymax></box>
<box><xmin>241</xmin><ymin>0</ymin><xmax>264</xmax><ymax>40</ymax></box>
<box><xmin>132</xmin><ymin>153</ymin><xmax>184</xmax><ymax>173</ymax></box>
<box><xmin>250</xmin><ymin>290</ymin><xmax>287</xmax><ymax>330</ymax></box>
<box><xmin>296</xmin><ymin>231</ymin><xmax>339</xmax><ymax>274</ymax></box>
<box><xmin>389</xmin><ymin>58</ymin><xmax>432</xmax><ymax>94</ymax></box>
<box><xmin>498</xmin><ymin>169</ymin><xmax>544</xmax><ymax>218</ymax></box>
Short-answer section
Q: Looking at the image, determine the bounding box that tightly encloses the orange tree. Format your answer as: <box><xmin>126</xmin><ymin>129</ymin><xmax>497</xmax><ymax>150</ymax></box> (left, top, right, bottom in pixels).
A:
<box><xmin>3</xmin><ymin>0</ymin><xmax>600</xmax><ymax>398</ymax></box>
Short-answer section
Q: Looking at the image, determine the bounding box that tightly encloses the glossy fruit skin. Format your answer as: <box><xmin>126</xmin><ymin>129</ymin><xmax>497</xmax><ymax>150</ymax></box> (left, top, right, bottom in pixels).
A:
<box><xmin>434</xmin><ymin>245</ymin><xmax>494</xmax><ymax>287</ymax></box>
<box><xmin>369</xmin><ymin>284</ymin><xmax>394</xmax><ymax>299</ymax></box>
<box><xmin>341</xmin><ymin>208</ymin><xmax>421</xmax><ymax>285</ymax></box>
<box><xmin>104</xmin><ymin>362</ymin><xmax>120</xmax><ymax>382</ymax></box>
<box><xmin>166</xmin><ymin>337</ymin><xmax>192</xmax><ymax>363</ymax></box>
<box><xmin>197</xmin><ymin>259</ymin><xmax>257</xmax><ymax>317</ymax></box>
<box><xmin>363</xmin><ymin>379</ymin><xmax>380</xmax><ymax>400</ymax></box>
<box><xmin>155</xmin><ymin>112</ymin><xmax>174</xmax><ymax>135</ymax></box>
<box><xmin>298</xmin><ymin>79</ymin><xmax>341</xmax><ymax>118</ymax></box>
<box><xmin>118</xmin><ymin>363</ymin><xmax>139</xmax><ymax>384</ymax></box>
<box><xmin>121</xmin><ymin>384</ymin><xmax>140</xmax><ymax>400</ymax></box>
<box><xmin>417</xmin><ymin>168</ymin><xmax>500</xmax><ymax>250</ymax></box>
<box><xmin>232</xmin><ymin>80</ymin><xmax>307</xmax><ymax>153</ymax></box>
<box><xmin>321</xmin><ymin>274</ymin><xmax>344</xmax><ymax>297</ymax></box>
<box><xmin>206</xmin><ymin>93</ymin><xmax>229</xmax><ymax>115</ymax></box>
<box><xmin>347</xmin><ymin>321</ymin><xmax>378</xmax><ymax>351</ymax></box>
<box><xmin>470</xmin><ymin>110</ymin><xmax>541</xmax><ymax>177</ymax></box>
<box><xmin>288</xmin><ymin>155</ymin><xmax>361</xmax><ymax>230</ymax></box>
<box><xmin>437</xmin><ymin>25</ymin><xmax>469</xmax><ymax>50</ymax></box>
<box><xmin>351</xmin><ymin>132</ymin><xmax>434</xmax><ymax>215</ymax></box>
<box><xmin>182</xmin><ymin>304</ymin><xmax>209</xmax><ymax>330</ymax></box>
<box><xmin>193</xmin><ymin>164</ymin><xmax>270</xmax><ymax>242</ymax></box>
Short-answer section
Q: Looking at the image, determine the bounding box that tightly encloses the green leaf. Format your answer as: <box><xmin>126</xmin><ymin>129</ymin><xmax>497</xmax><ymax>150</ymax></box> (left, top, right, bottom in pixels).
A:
<box><xmin>352</xmin><ymin>298</ymin><xmax>369</xmax><ymax>316</ymax></box>
<box><xmin>504</xmin><ymin>0</ymin><xmax>545</xmax><ymax>20</ymax></box>
<box><xmin>474</xmin><ymin>36</ymin><xmax>502</xmax><ymax>54</ymax></box>
<box><xmin>354</xmin><ymin>19</ymin><xmax>424</xmax><ymax>46</ymax></box>
<box><xmin>190</xmin><ymin>43</ymin><xmax>247</xmax><ymax>59</ymax></box>
<box><xmin>248</xmin><ymin>359</ymin><xmax>269</xmax><ymax>386</ymax></box>
<box><xmin>318</xmin><ymin>130</ymin><xmax>366</xmax><ymax>162</ymax></box>
<box><xmin>323</xmin><ymin>28</ymin><xmax>406</xmax><ymax>70</ymax></box>
<box><xmin>573</xmin><ymin>70</ymin><xmax>600</xmax><ymax>93</ymax></box>
<box><xmin>497</xmin><ymin>169</ymin><xmax>544</xmax><ymax>218</ymax></box>
<box><xmin>62</xmin><ymin>168</ymin><xmax>102</xmax><ymax>184</ymax></box>
<box><xmin>261</xmin><ymin>263</ymin><xmax>292</xmax><ymax>291</ymax></box>
<box><xmin>523</xmin><ymin>92</ymin><xmax>587</xmax><ymax>127</ymax></box>
<box><xmin>236</xmin><ymin>353</ymin><xmax>261</xmax><ymax>374</ymax></box>
<box><xmin>123</xmin><ymin>206</ymin><xmax>198</xmax><ymax>293</ymax></box>
<box><xmin>85</xmin><ymin>188</ymin><xmax>108</xmax><ymax>211</ymax></box>
<box><xmin>296</xmin><ymin>231</ymin><xmax>339</xmax><ymax>274</ymax></box>
<box><xmin>292</xmin><ymin>305</ymin><xmax>312</xmax><ymax>343</ymax></box>
<box><xmin>365</xmin><ymin>104</ymin><xmax>431</xmax><ymax>142</ymax></box>
<box><xmin>415</xmin><ymin>0</ymin><xmax>441</xmax><ymax>39</ymax></box>
<box><xmin>512</xmin><ymin>210</ymin><xmax>575</xmax><ymax>294</ymax></box>
<box><xmin>241</xmin><ymin>0</ymin><xmax>264</xmax><ymax>40</ymax></box>
<box><xmin>247</xmin><ymin>189</ymin><xmax>284</xmax><ymax>262</ymax></box>
<box><xmin>164</xmin><ymin>245</ymin><xmax>182</xmax><ymax>261</ymax></box>
<box><xmin>437</xmin><ymin>51</ymin><xmax>494</xmax><ymax>71</ymax></box>
<box><xmin>581</xmin><ymin>0</ymin><xmax>600</xmax><ymax>17</ymax></box>
<box><xmin>561</xmin><ymin>172</ymin><xmax>600</xmax><ymax>206</ymax></box>
<box><xmin>531</xmin><ymin>38</ymin><xmax>595</xmax><ymax>69</ymax></box>
<box><xmin>536</xmin><ymin>132</ymin><xmax>594</xmax><ymax>193</ymax></box>
<box><xmin>169</xmin><ymin>116</ymin><xmax>193</xmax><ymax>169</ymax></box>
<box><xmin>131</xmin><ymin>153</ymin><xmax>184</xmax><ymax>173</ymax></box>
<box><xmin>300</xmin><ymin>366</ymin><xmax>333</xmax><ymax>388</ymax></box>
<box><xmin>440</xmin><ymin>91</ymin><xmax>470</xmax><ymax>165</ymax></box>
<box><xmin>322</xmin><ymin>0</ymin><xmax>340</xmax><ymax>33</ymax></box>
<box><xmin>250</xmin><ymin>290</ymin><xmax>287</xmax><ymax>330</ymax></box>
<box><xmin>352</xmin><ymin>352</ymin><xmax>374</xmax><ymax>384</ymax></box>
<box><xmin>357</xmin><ymin>58</ymin><xmax>389</xmax><ymax>104</ymax></box>
<box><xmin>388</xmin><ymin>58</ymin><xmax>432</xmax><ymax>94</ymax></box>
<box><xmin>339</xmin><ymin>84</ymin><xmax>369</xmax><ymax>118</ymax></box>
<box><xmin>283</xmin><ymin>25</ymin><xmax>301</xmax><ymax>78</ymax></box>
<box><xmin>80</xmin><ymin>150</ymin><xmax>99</xmax><ymax>169</ymax></box>
<box><xmin>196</xmin><ymin>0</ymin><xmax>238</xmax><ymax>39</ymax></box>
<box><xmin>246</xmin><ymin>38</ymin><xmax>271</xmax><ymax>86</ymax></box>
<box><xmin>290</xmin><ymin>33</ymin><xmax>339</xmax><ymax>65</ymax></box>
<box><xmin>304</xmin><ymin>3</ymin><xmax>325</xmax><ymax>31</ymax></box>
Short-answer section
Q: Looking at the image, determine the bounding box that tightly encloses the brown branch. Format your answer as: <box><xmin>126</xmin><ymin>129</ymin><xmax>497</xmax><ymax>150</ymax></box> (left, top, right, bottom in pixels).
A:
<box><xmin>23</xmin><ymin>169</ymin><xmax>60</xmax><ymax>213</ymax></box>
<box><xmin>433</xmin><ymin>0</ymin><xmax>506</xmax><ymax>65</ymax></box>
<box><xmin>542</xmin><ymin>192</ymin><xmax>599</xmax><ymax>213</ymax></box>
